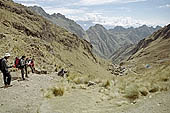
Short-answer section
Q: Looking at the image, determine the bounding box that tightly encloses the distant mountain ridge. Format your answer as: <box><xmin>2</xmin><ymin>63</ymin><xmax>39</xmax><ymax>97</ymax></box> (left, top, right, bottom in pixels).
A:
<box><xmin>29</xmin><ymin>6</ymin><xmax>161</xmax><ymax>59</ymax></box>
<box><xmin>87</xmin><ymin>24</ymin><xmax>161</xmax><ymax>58</ymax></box>
<box><xmin>29</xmin><ymin>6</ymin><xmax>89</xmax><ymax>40</ymax></box>
<box><xmin>128</xmin><ymin>24</ymin><xmax>170</xmax><ymax>62</ymax></box>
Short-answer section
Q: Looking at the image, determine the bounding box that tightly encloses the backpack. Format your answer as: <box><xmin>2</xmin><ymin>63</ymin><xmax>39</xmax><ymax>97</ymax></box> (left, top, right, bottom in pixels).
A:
<box><xmin>0</xmin><ymin>58</ymin><xmax>4</xmax><ymax>71</ymax></box>
<box><xmin>14</xmin><ymin>57</ymin><xmax>21</xmax><ymax>68</ymax></box>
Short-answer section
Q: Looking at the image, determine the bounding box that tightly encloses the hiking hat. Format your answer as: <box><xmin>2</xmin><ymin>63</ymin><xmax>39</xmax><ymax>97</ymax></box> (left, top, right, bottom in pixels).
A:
<box><xmin>5</xmin><ymin>53</ymin><xmax>10</xmax><ymax>57</ymax></box>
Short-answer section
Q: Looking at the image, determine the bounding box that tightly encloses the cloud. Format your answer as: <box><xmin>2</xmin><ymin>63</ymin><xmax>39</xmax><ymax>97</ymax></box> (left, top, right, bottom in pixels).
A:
<box><xmin>20</xmin><ymin>3</ymin><xmax>41</xmax><ymax>6</ymax></box>
<box><xmin>43</xmin><ymin>7</ymin><xmax>86</xmax><ymax>15</ymax></box>
<box><xmin>68</xmin><ymin>12</ymin><xmax>154</xmax><ymax>28</ymax></box>
<box><xmin>15</xmin><ymin>0</ymin><xmax>36</xmax><ymax>1</ymax></box>
<box><xmin>159</xmin><ymin>4</ymin><xmax>170</xmax><ymax>8</ymax></box>
<box><xmin>74</xmin><ymin>0</ymin><xmax>147</xmax><ymax>6</ymax></box>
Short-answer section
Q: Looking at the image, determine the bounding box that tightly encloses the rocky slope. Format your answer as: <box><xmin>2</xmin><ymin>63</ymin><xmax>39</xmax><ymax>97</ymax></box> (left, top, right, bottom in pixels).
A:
<box><xmin>127</xmin><ymin>24</ymin><xmax>170</xmax><ymax>64</ymax></box>
<box><xmin>87</xmin><ymin>24</ymin><xmax>161</xmax><ymax>59</ymax></box>
<box><xmin>29</xmin><ymin>6</ymin><xmax>89</xmax><ymax>40</ymax></box>
<box><xmin>0</xmin><ymin>0</ymin><xmax>111</xmax><ymax>78</ymax></box>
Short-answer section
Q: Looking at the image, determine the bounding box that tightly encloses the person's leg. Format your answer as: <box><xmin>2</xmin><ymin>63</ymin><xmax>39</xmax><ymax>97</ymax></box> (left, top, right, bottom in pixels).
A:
<box><xmin>3</xmin><ymin>73</ymin><xmax>7</xmax><ymax>86</ymax></box>
<box><xmin>21</xmin><ymin>68</ymin><xmax>25</xmax><ymax>80</ymax></box>
<box><xmin>25</xmin><ymin>65</ymin><xmax>28</xmax><ymax>78</ymax></box>
<box><xmin>30</xmin><ymin>66</ymin><xmax>34</xmax><ymax>73</ymax></box>
<box><xmin>6</xmin><ymin>73</ymin><xmax>11</xmax><ymax>85</ymax></box>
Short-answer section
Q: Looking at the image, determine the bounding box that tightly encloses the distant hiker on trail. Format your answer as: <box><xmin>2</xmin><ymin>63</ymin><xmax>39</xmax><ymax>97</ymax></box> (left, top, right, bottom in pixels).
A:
<box><xmin>0</xmin><ymin>53</ymin><xmax>13</xmax><ymax>88</ymax></box>
<box><xmin>19</xmin><ymin>56</ymin><xmax>26</xmax><ymax>80</ymax></box>
<box><xmin>25</xmin><ymin>57</ymin><xmax>29</xmax><ymax>78</ymax></box>
<box><xmin>28</xmin><ymin>57</ymin><xmax>35</xmax><ymax>73</ymax></box>
<box><xmin>58</xmin><ymin>68</ymin><xmax>67</xmax><ymax>77</ymax></box>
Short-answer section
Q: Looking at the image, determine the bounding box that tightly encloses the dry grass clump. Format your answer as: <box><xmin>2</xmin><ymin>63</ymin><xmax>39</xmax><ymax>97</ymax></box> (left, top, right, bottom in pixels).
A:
<box><xmin>124</xmin><ymin>84</ymin><xmax>139</xmax><ymax>101</ymax></box>
<box><xmin>52</xmin><ymin>87</ymin><xmax>64</xmax><ymax>96</ymax></box>
<box><xmin>139</xmin><ymin>87</ymin><xmax>148</xmax><ymax>96</ymax></box>
<box><xmin>159</xmin><ymin>83</ymin><xmax>169</xmax><ymax>91</ymax></box>
<box><xmin>73</xmin><ymin>77</ymin><xmax>85</xmax><ymax>84</ymax></box>
<box><xmin>149</xmin><ymin>84</ymin><xmax>159</xmax><ymax>93</ymax></box>
<box><xmin>45</xmin><ymin>87</ymin><xmax>64</xmax><ymax>98</ymax></box>
<box><xmin>101</xmin><ymin>80</ymin><xmax>110</xmax><ymax>88</ymax></box>
<box><xmin>67</xmin><ymin>72</ymin><xmax>95</xmax><ymax>85</ymax></box>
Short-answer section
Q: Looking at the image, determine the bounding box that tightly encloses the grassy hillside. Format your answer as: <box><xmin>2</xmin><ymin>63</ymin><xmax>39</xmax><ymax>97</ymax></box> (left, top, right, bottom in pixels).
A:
<box><xmin>0</xmin><ymin>0</ymin><xmax>111</xmax><ymax>79</ymax></box>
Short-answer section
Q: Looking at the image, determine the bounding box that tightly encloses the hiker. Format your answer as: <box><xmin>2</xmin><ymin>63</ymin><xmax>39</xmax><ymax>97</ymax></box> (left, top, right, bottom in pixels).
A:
<box><xmin>19</xmin><ymin>56</ymin><xmax>26</xmax><ymax>80</ymax></box>
<box><xmin>0</xmin><ymin>53</ymin><xmax>13</xmax><ymax>88</ymax></box>
<box><xmin>25</xmin><ymin>57</ymin><xmax>29</xmax><ymax>78</ymax></box>
<box><xmin>58</xmin><ymin>68</ymin><xmax>67</xmax><ymax>77</ymax></box>
<box><xmin>28</xmin><ymin>57</ymin><xmax>35</xmax><ymax>73</ymax></box>
<box><xmin>14</xmin><ymin>57</ymin><xmax>20</xmax><ymax>68</ymax></box>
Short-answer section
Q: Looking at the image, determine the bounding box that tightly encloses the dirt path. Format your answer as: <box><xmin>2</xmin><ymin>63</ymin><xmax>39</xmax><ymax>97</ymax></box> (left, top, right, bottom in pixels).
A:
<box><xmin>0</xmin><ymin>72</ymin><xmax>59</xmax><ymax>113</ymax></box>
<box><xmin>0</xmin><ymin>72</ymin><xmax>170</xmax><ymax>113</ymax></box>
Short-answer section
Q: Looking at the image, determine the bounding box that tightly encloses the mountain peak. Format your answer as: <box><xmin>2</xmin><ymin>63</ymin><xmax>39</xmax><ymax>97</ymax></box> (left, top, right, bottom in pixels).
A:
<box><xmin>94</xmin><ymin>24</ymin><xmax>105</xmax><ymax>29</ymax></box>
<box><xmin>29</xmin><ymin>6</ymin><xmax>45</xmax><ymax>12</ymax></box>
<box><xmin>29</xmin><ymin>6</ymin><xmax>49</xmax><ymax>17</ymax></box>
<box><xmin>113</xmin><ymin>26</ymin><xmax>126</xmax><ymax>32</ymax></box>
<box><xmin>51</xmin><ymin>13</ymin><xmax>66</xmax><ymax>19</ymax></box>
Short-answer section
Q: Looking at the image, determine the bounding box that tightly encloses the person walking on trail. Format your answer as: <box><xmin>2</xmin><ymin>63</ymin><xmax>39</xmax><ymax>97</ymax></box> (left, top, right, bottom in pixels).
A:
<box><xmin>0</xmin><ymin>53</ymin><xmax>13</xmax><ymax>88</ymax></box>
<box><xmin>19</xmin><ymin>56</ymin><xmax>26</xmax><ymax>80</ymax></box>
<box><xmin>25</xmin><ymin>57</ymin><xmax>29</xmax><ymax>78</ymax></box>
<box><xmin>28</xmin><ymin>57</ymin><xmax>35</xmax><ymax>73</ymax></box>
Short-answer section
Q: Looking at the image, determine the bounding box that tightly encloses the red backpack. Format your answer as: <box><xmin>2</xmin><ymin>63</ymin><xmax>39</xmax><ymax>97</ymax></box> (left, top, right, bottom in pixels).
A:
<box><xmin>14</xmin><ymin>57</ymin><xmax>20</xmax><ymax>68</ymax></box>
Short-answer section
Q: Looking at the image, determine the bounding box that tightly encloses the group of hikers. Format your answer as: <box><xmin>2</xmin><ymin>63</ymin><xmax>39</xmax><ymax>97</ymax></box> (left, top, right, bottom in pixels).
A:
<box><xmin>0</xmin><ymin>53</ymin><xmax>35</xmax><ymax>88</ymax></box>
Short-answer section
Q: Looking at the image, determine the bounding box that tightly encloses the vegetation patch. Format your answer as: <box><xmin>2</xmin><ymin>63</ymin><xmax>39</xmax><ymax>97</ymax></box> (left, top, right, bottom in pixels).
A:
<box><xmin>124</xmin><ymin>84</ymin><xmax>139</xmax><ymax>101</ymax></box>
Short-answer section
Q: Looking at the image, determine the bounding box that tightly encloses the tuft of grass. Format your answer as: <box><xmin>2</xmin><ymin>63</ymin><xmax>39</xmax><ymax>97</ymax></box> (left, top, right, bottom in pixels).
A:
<box><xmin>101</xmin><ymin>80</ymin><xmax>110</xmax><ymax>88</ymax></box>
<box><xmin>124</xmin><ymin>84</ymin><xmax>139</xmax><ymax>101</ymax></box>
<box><xmin>44</xmin><ymin>91</ymin><xmax>53</xmax><ymax>99</ymax></box>
<box><xmin>139</xmin><ymin>87</ymin><xmax>148</xmax><ymax>96</ymax></box>
<box><xmin>149</xmin><ymin>84</ymin><xmax>159</xmax><ymax>93</ymax></box>
<box><xmin>73</xmin><ymin>77</ymin><xmax>84</xmax><ymax>84</ymax></box>
<box><xmin>52</xmin><ymin>87</ymin><xmax>64</xmax><ymax>96</ymax></box>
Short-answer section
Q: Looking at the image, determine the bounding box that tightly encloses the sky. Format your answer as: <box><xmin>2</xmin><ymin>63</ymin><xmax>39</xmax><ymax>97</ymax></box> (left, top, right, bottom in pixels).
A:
<box><xmin>14</xmin><ymin>0</ymin><xmax>170</xmax><ymax>29</ymax></box>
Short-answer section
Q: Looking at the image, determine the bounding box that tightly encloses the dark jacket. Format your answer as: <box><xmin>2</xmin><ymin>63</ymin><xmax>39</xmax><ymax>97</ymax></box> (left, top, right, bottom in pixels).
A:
<box><xmin>20</xmin><ymin>58</ymin><xmax>25</xmax><ymax>68</ymax></box>
<box><xmin>1</xmin><ymin>58</ymin><xmax>12</xmax><ymax>73</ymax></box>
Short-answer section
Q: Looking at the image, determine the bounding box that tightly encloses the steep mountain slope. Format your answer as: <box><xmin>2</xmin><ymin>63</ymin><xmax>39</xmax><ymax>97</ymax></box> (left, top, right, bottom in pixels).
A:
<box><xmin>86</xmin><ymin>24</ymin><xmax>126</xmax><ymax>58</ymax></box>
<box><xmin>0</xmin><ymin>0</ymin><xmax>111</xmax><ymax>78</ymax></box>
<box><xmin>29</xmin><ymin>6</ymin><xmax>89</xmax><ymax>40</ymax></box>
<box><xmin>87</xmin><ymin>24</ymin><xmax>161</xmax><ymax>59</ymax></box>
<box><xmin>127</xmin><ymin>24</ymin><xmax>170</xmax><ymax>65</ymax></box>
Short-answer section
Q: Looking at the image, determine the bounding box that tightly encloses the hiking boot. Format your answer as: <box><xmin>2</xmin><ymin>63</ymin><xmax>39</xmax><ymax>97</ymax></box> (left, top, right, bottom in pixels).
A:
<box><xmin>4</xmin><ymin>85</ymin><xmax>8</xmax><ymax>88</ymax></box>
<box><xmin>7</xmin><ymin>85</ymin><xmax>13</xmax><ymax>87</ymax></box>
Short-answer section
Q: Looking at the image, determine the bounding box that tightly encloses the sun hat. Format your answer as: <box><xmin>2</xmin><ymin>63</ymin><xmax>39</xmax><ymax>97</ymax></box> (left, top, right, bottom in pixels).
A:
<box><xmin>5</xmin><ymin>53</ymin><xmax>11</xmax><ymax>57</ymax></box>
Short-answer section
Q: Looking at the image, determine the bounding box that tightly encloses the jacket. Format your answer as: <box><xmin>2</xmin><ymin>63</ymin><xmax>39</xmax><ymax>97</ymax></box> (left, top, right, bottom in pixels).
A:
<box><xmin>20</xmin><ymin>58</ymin><xmax>25</xmax><ymax>68</ymax></box>
<box><xmin>1</xmin><ymin>58</ymin><xmax>12</xmax><ymax>73</ymax></box>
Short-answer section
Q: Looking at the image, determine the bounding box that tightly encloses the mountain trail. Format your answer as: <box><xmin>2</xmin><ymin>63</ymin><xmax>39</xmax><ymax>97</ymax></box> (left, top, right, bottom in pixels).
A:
<box><xmin>0</xmin><ymin>72</ymin><xmax>59</xmax><ymax>113</ymax></box>
<box><xmin>0</xmin><ymin>71</ymin><xmax>170</xmax><ymax>113</ymax></box>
